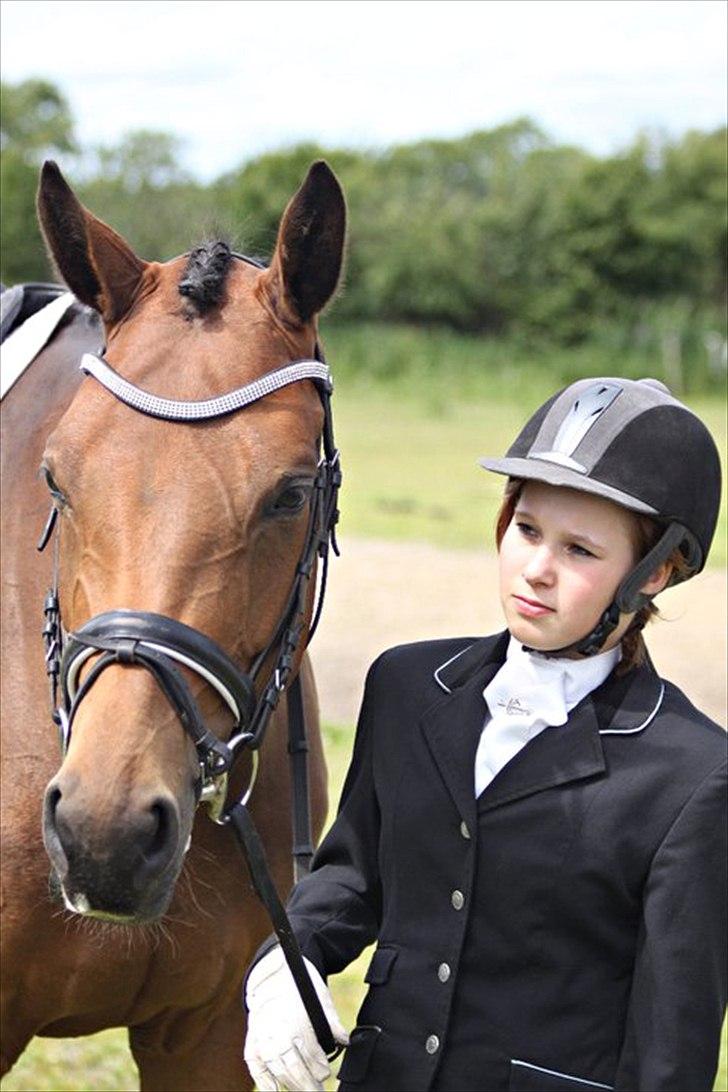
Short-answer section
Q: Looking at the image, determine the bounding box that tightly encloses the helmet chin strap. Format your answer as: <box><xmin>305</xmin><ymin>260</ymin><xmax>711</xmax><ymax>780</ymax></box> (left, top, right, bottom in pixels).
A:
<box><xmin>523</xmin><ymin>522</ymin><xmax>696</xmax><ymax>660</ymax></box>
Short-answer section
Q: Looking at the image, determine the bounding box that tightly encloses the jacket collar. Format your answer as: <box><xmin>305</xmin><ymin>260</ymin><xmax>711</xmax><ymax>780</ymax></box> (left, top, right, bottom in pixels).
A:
<box><xmin>433</xmin><ymin>630</ymin><xmax>665</xmax><ymax>733</ymax></box>
<box><xmin>434</xmin><ymin>632</ymin><xmax>510</xmax><ymax>694</ymax></box>
<box><xmin>591</xmin><ymin>651</ymin><xmax>665</xmax><ymax>735</ymax></box>
<box><xmin>421</xmin><ymin>632</ymin><xmax>665</xmax><ymax>820</ymax></box>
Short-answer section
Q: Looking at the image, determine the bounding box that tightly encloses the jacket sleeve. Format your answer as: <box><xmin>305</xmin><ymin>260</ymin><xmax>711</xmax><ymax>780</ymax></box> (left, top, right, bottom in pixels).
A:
<box><xmin>615</xmin><ymin>758</ymin><xmax>727</xmax><ymax>1092</ymax></box>
<box><xmin>280</xmin><ymin>654</ymin><xmax>385</xmax><ymax>978</ymax></box>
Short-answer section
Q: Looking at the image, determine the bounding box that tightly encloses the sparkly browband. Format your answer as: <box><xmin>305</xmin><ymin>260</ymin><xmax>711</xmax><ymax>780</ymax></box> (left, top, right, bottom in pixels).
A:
<box><xmin>80</xmin><ymin>353</ymin><xmax>333</xmax><ymax>422</ymax></box>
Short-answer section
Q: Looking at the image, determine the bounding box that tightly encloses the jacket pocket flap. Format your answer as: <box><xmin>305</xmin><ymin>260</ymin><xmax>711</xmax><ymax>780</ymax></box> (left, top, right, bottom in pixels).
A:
<box><xmin>364</xmin><ymin>946</ymin><xmax>398</xmax><ymax>985</ymax></box>
<box><xmin>337</xmin><ymin>1025</ymin><xmax>382</xmax><ymax>1084</ymax></box>
<box><xmin>509</xmin><ymin>1059</ymin><xmax>614</xmax><ymax>1091</ymax></box>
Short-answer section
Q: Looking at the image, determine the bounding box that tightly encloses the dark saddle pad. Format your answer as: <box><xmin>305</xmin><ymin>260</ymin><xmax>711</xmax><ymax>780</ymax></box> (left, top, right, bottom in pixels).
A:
<box><xmin>0</xmin><ymin>282</ymin><xmax>68</xmax><ymax>344</ymax></box>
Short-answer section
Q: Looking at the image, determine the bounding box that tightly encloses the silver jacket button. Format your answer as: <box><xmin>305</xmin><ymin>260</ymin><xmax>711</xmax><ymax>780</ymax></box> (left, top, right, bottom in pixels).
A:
<box><xmin>426</xmin><ymin>1034</ymin><xmax>440</xmax><ymax>1054</ymax></box>
<box><xmin>460</xmin><ymin>820</ymin><xmax>470</xmax><ymax>839</ymax></box>
<box><xmin>451</xmin><ymin>889</ymin><xmax>465</xmax><ymax>910</ymax></box>
<box><xmin>437</xmin><ymin>962</ymin><xmax>451</xmax><ymax>983</ymax></box>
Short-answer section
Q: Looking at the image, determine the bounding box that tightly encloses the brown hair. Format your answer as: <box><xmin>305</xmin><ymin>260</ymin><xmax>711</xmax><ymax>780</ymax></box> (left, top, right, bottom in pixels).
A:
<box><xmin>495</xmin><ymin>479</ymin><xmax>691</xmax><ymax>673</ymax></box>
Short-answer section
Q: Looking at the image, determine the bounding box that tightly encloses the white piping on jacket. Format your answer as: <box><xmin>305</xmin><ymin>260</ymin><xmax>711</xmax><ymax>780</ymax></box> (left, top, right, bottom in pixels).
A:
<box><xmin>511</xmin><ymin>1059</ymin><xmax>613</xmax><ymax>1089</ymax></box>
<box><xmin>433</xmin><ymin>645</ymin><xmax>474</xmax><ymax>694</ymax></box>
<box><xmin>599</xmin><ymin>682</ymin><xmax>665</xmax><ymax>735</ymax></box>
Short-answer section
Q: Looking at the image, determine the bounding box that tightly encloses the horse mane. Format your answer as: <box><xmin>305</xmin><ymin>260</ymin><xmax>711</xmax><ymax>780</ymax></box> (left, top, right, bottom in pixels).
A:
<box><xmin>178</xmin><ymin>240</ymin><xmax>233</xmax><ymax>314</ymax></box>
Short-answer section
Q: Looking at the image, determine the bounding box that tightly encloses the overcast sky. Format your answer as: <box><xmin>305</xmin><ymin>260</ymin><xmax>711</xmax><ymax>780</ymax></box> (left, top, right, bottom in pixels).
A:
<box><xmin>2</xmin><ymin>0</ymin><xmax>726</xmax><ymax>180</ymax></box>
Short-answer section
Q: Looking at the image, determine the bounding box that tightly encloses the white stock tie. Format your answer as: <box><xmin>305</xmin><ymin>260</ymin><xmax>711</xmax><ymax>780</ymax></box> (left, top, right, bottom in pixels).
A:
<box><xmin>475</xmin><ymin>639</ymin><xmax>620</xmax><ymax>797</ymax></box>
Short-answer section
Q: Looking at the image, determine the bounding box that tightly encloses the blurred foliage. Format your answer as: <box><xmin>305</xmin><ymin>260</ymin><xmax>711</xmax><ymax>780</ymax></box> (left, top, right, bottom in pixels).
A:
<box><xmin>1</xmin><ymin>80</ymin><xmax>726</xmax><ymax>390</ymax></box>
<box><xmin>77</xmin><ymin>131</ymin><xmax>218</xmax><ymax>262</ymax></box>
<box><xmin>0</xmin><ymin>79</ymin><xmax>77</xmax><ymax>283</ymax></box>
<box><xmin>0</xmin><ymin>78</ymin><xmax>75</xmax><ymax>157</ymax></box>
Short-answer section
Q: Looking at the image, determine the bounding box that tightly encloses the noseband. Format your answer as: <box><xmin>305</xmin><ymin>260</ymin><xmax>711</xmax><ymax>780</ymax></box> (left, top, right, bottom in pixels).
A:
<box><xmin>38</xmin><ymin>260</ymin><xmax>341</xmax><ymax>824</ymax></box>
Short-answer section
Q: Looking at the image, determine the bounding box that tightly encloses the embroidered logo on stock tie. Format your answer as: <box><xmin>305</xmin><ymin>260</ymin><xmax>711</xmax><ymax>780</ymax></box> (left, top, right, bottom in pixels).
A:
<box><xmin>497</xmin><ymin>697</ymin><xmax>532</xmax><ymax>717</ymax></box>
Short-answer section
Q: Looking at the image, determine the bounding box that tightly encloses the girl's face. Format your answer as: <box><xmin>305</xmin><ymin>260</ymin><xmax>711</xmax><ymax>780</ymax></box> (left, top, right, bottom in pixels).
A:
<box><xmin>498</xmin><ymin>481</ymin><xmax>653</xmax><ymax>654</ymax></box>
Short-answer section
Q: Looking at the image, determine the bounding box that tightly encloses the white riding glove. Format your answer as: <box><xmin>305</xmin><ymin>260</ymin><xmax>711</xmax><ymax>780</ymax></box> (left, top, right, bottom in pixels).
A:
<box><xmin>244</xmin><ymin>944</ymin><xmax>349</xmax><ymax>1092</ymax></box>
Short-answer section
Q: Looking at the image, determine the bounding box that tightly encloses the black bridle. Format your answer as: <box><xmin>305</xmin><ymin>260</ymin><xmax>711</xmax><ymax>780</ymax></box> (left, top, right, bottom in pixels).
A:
<box><xmin>37</xmin><ymin>257</ymin><xmax>344</xmax><ymax>1057</ymax></box>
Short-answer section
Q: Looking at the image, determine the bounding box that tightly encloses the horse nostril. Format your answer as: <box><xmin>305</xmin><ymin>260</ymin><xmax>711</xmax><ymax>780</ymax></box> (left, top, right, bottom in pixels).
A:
<box><xmin>141</xmin><ymin>797</ymin><xmax>179</xmax><ymax>873</ymax></box>
<box><xmin>148</xmin><ymin>802</ymin><xmax>168</xmax><ymax>858</ymax></box>
<box><xmin>45</xmin><ymin>784</ymin><xmax>62</xmax><ymax>825</ymax></box>
<box><xmin>42</xmin><ymin>782</ymin><xmax>70</xmax><ymax>878</ymax></box>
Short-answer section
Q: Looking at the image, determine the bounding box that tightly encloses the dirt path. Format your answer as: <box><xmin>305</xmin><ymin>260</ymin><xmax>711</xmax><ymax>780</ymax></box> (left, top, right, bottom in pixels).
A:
<box><xmin>309</xmin><ymin>537</ymin><xmax>727</xmax><ymax>728</ymax></box>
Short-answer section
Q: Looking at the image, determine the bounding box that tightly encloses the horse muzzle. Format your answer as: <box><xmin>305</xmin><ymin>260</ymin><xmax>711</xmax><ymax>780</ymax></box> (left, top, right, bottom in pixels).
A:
<box><xmin>43</xmin><ymin>775</ymin><xmax>188</xmax><ymax>922</ymax></box>
<box><xmin>39</xmin><ymin>609</ymin><xmax>261</xmax><ymax>922</ymax></box>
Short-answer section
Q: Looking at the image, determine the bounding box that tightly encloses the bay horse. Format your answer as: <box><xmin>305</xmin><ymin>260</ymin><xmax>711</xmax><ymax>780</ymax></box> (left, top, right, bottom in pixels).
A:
<box><xmin>0</xmin><ymin>160</ymin><xmax>346</xmax><ymax>1090</ymax></box>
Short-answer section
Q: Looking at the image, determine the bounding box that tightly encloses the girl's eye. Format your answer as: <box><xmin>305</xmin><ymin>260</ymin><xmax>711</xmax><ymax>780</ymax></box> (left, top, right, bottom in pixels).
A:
<box><xmin>569</xmin><ymin>543</ymin><xmax>595</xmax><ymax>558</ymax></box>
<box><xmin>516</xmin><ymin>521</ymin><xmax>538</xmax><ymax>539</ymax></box>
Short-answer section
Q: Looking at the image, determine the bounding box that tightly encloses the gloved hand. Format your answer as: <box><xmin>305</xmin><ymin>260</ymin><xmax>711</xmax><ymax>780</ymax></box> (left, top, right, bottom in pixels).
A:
<box><xmin>244</xmin><ymin>944</ymin><xmax>349</xmax><ymax>1091</ymax></box>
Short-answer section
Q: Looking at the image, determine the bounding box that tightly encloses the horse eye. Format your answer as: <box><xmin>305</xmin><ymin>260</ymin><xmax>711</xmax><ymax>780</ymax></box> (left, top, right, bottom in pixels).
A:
<box><xmin>41</xmin><ymin>466</ymin><xmax>66</xmax><ymax>506</ymax></box>
<box><xmin>272</xmin><ymin>484</ymin><xmax>309</xmax><ymax>515</ymax></box>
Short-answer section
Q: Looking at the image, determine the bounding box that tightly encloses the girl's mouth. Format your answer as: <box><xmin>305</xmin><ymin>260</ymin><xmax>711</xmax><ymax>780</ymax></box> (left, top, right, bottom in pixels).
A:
<box><xmin>513</xmin><ymin>595</ymin><xmax>556</xmax><ymax>618</ymax></box>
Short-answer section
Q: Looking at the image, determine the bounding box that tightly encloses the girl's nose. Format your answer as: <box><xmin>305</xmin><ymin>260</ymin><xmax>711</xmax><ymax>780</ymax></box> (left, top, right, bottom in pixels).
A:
<box><xmin>523</xmin><ymin>545</ymin><xmax>556</xmax><ymax>586</ymax></box>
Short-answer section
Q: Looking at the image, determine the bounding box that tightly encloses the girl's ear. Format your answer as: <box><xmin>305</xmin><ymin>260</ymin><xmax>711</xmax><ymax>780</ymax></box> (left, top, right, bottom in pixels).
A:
<box><xmin>639</xmin><ymin>561</ymin><xmax>672</xmax><ymax>598</ymax></box>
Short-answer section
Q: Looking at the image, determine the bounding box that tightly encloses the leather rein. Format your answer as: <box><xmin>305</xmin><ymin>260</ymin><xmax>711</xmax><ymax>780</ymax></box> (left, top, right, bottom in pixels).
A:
<box><xmin>37</xmin><ymin>259</ymin><xmax>343</xmax><ymax>1057</ymax></box>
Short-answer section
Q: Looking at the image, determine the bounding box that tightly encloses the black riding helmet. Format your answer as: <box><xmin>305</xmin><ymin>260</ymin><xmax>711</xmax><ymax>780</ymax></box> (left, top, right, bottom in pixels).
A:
<box><xmin>480</xmin><ymin>377</ymin><xmax>722</xmax><ymax>656</ymax></box>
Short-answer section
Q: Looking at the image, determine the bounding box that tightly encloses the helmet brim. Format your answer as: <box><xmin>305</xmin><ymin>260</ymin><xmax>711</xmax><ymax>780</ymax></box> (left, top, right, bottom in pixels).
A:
<box><xmin>479</xmin><ymin>456</ymin><xmax>659</xmax><ymax>516</ymax></box>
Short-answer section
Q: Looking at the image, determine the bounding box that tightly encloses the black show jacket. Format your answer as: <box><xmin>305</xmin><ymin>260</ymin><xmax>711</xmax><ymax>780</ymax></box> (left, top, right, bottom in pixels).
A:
<box><xmin>278</xmin><ymin>632</ymin><xmax>727</xmax><ymax>1091</ymax></box>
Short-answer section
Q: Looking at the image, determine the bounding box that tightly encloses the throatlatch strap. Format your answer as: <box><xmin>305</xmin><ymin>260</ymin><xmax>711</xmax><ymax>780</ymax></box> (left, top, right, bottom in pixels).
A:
<box><xmin>228</xmin><ymin>802</ymin><xmax>341</xmax><ymax>1061</ymax></box>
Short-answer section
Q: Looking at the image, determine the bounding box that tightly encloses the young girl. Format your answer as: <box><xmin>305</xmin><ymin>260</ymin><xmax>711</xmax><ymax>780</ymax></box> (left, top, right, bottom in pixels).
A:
<box><xmin>244</xmin><ymin>377</ymin><xmax>727</xmax><ymax>1092</ymax></box>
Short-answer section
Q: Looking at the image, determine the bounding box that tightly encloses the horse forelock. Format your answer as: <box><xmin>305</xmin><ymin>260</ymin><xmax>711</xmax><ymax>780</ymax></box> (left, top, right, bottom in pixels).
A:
<box><xmin>178</xmin><ymin>240</ymin><xmax>234</xmax><ymax>315</ymax></box>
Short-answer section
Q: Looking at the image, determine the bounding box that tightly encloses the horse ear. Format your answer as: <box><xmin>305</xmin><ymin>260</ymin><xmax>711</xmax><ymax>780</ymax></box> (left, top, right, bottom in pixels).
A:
<box><xmin>265</xmin><ymin>161</ymin><xmax>346</xmax><ymax>325</ymax></box>
<box><xmin>36</xmin><ymin>160</ymin><xmax>146</xmax><ymax>325</ymax></box>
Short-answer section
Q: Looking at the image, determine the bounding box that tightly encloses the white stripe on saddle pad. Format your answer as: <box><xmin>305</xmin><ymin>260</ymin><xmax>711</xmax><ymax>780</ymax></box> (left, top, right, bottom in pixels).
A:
<box><xmin>0</xmin><ymin>292</ymin><xmax>76</xmax><ymax>400</ymax></box>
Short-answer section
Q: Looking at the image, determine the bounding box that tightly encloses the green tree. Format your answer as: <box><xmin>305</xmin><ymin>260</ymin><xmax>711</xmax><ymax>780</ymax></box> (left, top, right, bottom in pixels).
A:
<box><xmin>640</xmin><ymin>127</ymin><xmax>728</xmax><ymax>303</ymax></box>
<box><xmin>0</xmin><ymin>78</ymin><xmax>77</xmax><ymax>284</ymax></box>
<box><xmin>0</xmin><ymin>78</ymin><xmax>75</xmax><ymax>159</ymax></box>
<box><xmin>212</xmin><ymin>119</ymin><xmax>725</xmax><ymax>347</ymax></box>
<box><xmin>78</xmin><ymin>130</ymin><xmax>216</xmax><ymax>261</ymax></box>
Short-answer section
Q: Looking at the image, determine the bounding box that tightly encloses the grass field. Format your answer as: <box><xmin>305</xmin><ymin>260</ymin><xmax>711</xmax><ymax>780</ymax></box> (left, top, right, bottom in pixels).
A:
<box><xmin>3</xmin><ymin>327</ymin><xmax>726</xmax><ymax>1090</ymax></box>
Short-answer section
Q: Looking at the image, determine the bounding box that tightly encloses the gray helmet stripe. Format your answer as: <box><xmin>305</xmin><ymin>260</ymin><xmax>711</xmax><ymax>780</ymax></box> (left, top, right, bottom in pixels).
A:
<box><xmin>535</xmin><ymin>382</ymin><xmax>623</xmax><ymax>471</ymax></box>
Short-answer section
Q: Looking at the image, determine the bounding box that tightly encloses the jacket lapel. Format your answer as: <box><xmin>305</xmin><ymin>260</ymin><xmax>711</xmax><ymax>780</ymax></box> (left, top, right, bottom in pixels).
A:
<box><xmin>477</xmin><ymin>697</ymin><xmax>606</xmax><ymax>813</ymax></box>
<box><xmin>420</xmin><ymin>634</ymin><xmax>507</xmax><ymax>827</ymax></box>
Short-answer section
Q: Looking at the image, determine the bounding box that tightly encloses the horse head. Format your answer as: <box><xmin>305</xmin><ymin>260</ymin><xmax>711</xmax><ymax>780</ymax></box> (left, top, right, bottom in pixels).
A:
<box><xmin>36</xmin><ymin>160</ymin><xmax>345</xmax><ymax>923</ymax></box>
